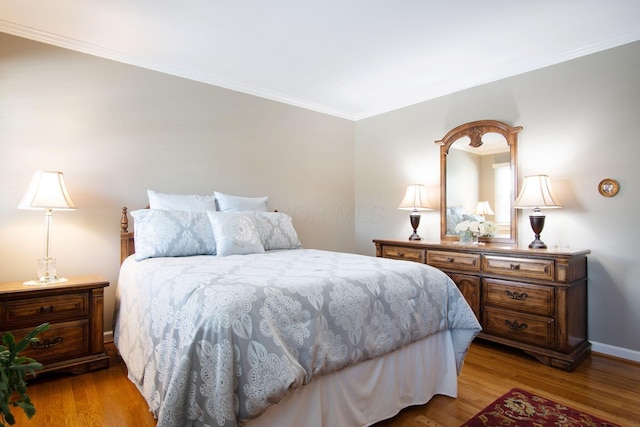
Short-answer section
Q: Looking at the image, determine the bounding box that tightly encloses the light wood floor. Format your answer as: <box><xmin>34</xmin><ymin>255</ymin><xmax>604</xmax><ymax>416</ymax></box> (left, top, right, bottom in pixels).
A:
<box><xmin>13</xmin><ymin>340</ymin><xmax>640</xmax><ymax>426</ymax></box>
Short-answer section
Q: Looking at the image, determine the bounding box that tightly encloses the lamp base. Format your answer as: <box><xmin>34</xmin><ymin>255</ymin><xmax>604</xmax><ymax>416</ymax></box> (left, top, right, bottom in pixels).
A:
<box><xmin>408</xmin><ymin>213</ymin><xmax>422</xmax><ymax>240</ymax></box>
<box><xmin>23</xmin><ymin>257</ymin><xmax>68</xmax><ymax>285</ymax></box>
<box><xmin>528</xmin><ymin>239</ymin><xmax>547</xmax><ymax>249</ymax></box>
<box><xmin>528</xmin><ymin>215</ymin><xmax>547</xmax><ymax>249</ymax></box>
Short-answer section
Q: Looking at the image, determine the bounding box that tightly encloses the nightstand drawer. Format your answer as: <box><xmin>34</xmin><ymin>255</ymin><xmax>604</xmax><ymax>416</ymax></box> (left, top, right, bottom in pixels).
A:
<box><xmin>14</xmin><ymin>320</ymin><xmax>90</xmax><ymax>364</ymax></box>
<box><xmin>483</xmin><ymin>306</ymin><xmax>555</xmax><ymax>349</ymax></box>
<box><xmin>483</xmin><ymin>279</ymin><xmax>554</xmax><ymax>316</ymax></box>
<box><xmin>427</xmin><ymin>250</ymin><xmax>481</xmax><ymax>272</ymax></box>
<box><xmin>483</xmin><ymin>255</ymin><xmax>554</xmax><ymax>281</ymax></box>
<box><xmin>381</xmin><ymin>245</ymin><xmax>426</xmax><ymax>263</ymax></box>
<box><xmin>0</xmin><ymin>275</ymin><xmax>109</xmax><ymax>375</ymax></box>
<box><xmin>1</xmin><ymin>293</ymin><xmax>89</xmax><ymax>327</ymax></box>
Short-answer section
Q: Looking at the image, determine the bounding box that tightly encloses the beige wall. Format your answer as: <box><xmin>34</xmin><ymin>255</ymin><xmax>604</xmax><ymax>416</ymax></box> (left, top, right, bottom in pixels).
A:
<box><xmin>2</xmin><ymin>31</ymin><xmax>639</xmax><ymax>358</ymax></box>
<box><xmin>0</xmin><ymin>33</ymin><xmax>355</xmax><ymax>331</ymax></box>
<box><xmin>355</xmin><ymin>41</ymin><xmax>640</xmax><ymax>357</ymax></box>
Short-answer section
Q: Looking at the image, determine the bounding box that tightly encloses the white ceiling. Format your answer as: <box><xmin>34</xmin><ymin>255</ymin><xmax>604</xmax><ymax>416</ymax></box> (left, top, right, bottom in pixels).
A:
<box><xmin>2</xmin><ymin>1</ymin><xmax>640</xmax><ymax>120</ymax></box>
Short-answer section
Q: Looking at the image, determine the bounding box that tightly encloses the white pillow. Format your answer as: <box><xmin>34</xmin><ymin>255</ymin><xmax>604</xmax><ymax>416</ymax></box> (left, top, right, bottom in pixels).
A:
<box><xmin>148</xmin><ymin>190</ymin><xmax>217</xmax><ymax>212</ymax></box>
<box><xmin>132</xmin><ymin>209</ymin><xmax>216</xmax><ymax>261</ymax></box>
<box><xmin>256</xmin><ymin>212</ymin><xmax>302</xmax><ymax>250</ymax></box>
<box><xmin>214</xmin><ymin>191</ymin><xmax>268</xmax><ymax>212</ymax></box>
<box><xmin>207</xmin><ymin>211</ymin><xmax>265</xmax><ymax>256</ymax></box>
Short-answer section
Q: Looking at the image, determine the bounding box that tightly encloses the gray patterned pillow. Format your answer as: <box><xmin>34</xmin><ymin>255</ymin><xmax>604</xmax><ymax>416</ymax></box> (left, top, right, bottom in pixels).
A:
<box><xmin>256</xmin><ymin>212</ymin><xmax>302</xmax><ymax>250</ymax></box>
<box><xmin>132</xmin><ymin>209</ymin><xmax>216</xmax><ymax>261</ymax></box>
<box><xmin>207</xmin><ymin>211</ymin><xmax>265</xmax><ymax>256</ymax></box>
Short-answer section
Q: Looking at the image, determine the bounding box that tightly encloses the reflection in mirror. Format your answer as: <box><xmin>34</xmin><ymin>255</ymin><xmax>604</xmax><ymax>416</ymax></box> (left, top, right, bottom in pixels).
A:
<box><xmin>447</xmin><ymin>134</ymin><xmax>510</xmax><ymax>237</ymax></box>
<box><xmin>436</xmin><ymin>121</ymin><xmax>522</xmax><ymax>244</ymax></box>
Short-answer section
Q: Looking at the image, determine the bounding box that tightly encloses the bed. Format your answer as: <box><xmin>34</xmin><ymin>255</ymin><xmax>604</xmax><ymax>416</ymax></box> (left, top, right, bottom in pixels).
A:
<box><xmin>114</xmin><ymin>192</ymin><xmax>481</xmax><ymax>427</ymax></box>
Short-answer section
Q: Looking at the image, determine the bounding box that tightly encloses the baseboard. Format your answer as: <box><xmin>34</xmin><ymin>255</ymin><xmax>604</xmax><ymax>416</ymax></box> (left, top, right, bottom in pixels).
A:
<box><xmin>591</xmin><ymin>340</ymin><xmax>640</xmax><ymax>364</ymax></box>
<box><xmin>104</xmin><ymin>330</ymin><xmax>114</xmax><ymax>343</ymax></box>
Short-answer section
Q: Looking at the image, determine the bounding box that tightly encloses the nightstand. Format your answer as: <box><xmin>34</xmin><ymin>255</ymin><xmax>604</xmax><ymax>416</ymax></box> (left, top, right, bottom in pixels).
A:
<box><xmin>0</xmin><ymin>274</ymin><xmax>110</xmax><ymax>374</ymax></box>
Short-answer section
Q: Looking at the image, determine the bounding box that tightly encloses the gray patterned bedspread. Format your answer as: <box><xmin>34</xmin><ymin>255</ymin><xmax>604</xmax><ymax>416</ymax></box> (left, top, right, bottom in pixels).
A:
<box><xmin>114</xmin><ymin>249</ymin><xmax>481</xmax><ymax>427</ymax></box>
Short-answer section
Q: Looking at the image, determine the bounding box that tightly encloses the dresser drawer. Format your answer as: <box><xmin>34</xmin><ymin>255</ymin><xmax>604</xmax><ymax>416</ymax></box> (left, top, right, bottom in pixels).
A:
<box><xmin>13</xmin><ymin>320</ymin><xmax>90</xmax><ymax>364</ymax></box>
<box><xmin>1</xmin><ymin>293</ymin><xmax>88</xmax><ymax>328</ymax></box>
<box><xmin>483</xmin><ymin>306</ymin><xmax>555</xmax><ymax>349</ymax></box>
<box><xmin>483</xmin><ymin>278</ymin><xmax>554</xmax><ymax>316</ymax></box>
<box><xmin>427</xmin><ymin>250</ymin><xmax>480</xmax><ymax>272</ymax></box>
<box><xmin>381</xmin><ymin>245</ymin><xmax>426</xmax><ymax>263</ymax></box>
<box><xmin>483</xmin><ymin>255</ymin><xmax>554</xmax><ymax>281</ymax></box>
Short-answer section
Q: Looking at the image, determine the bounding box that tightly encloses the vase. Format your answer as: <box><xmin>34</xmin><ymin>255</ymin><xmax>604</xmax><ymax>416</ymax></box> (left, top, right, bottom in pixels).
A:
<box><xmin>459</xmin><ymin>230</ymin><xmax>478</xmax><ymax>244</ymax></box>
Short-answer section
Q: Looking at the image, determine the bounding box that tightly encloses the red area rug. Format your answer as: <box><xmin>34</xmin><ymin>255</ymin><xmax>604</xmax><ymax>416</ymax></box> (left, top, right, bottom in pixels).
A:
<box><xmin>461</xmin><ymin>388</ymin><xmax>620</xmax><ymax>427</ymax></box>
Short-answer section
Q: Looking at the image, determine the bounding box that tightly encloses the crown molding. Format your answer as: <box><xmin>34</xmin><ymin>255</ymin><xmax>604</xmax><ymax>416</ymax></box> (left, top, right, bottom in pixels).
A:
<box><xmin>0</xmin><ymin>20</ymin><xmax>356</xmax><ymax>121</ymax></box>
<box><xmin>3</xmin><ymin>20</ymin><xmax>640</xmax><ymax>122</ymax></box>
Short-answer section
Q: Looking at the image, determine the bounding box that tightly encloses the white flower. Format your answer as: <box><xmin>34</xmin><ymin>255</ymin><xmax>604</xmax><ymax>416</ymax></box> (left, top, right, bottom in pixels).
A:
<box><xmin>455</xmin><ymin>220</ymin><xmax>496</xmax><ymax>237</ymax></box>
<box><xmin>480</xmin><ymin>221</ymin><xmax>497</xmax><ymax>237</ymax></box>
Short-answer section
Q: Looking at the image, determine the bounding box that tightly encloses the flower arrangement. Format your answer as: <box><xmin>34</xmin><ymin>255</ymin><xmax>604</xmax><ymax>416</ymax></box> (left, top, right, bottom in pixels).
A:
<box><xmin>455</xmin><ymin>220</ymin><xmax>496</xmax><ymax>243</ymax></box>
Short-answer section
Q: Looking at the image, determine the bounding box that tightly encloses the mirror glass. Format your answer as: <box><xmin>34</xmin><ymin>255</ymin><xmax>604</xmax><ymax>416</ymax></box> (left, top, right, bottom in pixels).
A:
<box><xmin>436</xmin><ymin>120</ymin><xmax>521</xmax><ymax>244</ymax></box>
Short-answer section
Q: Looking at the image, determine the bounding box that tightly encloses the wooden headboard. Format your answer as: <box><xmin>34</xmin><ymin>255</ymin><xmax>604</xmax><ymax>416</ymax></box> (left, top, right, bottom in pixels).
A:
<box><xmin>120</xmin><ymin>207</ymin><xmax>135</xmax><ymax>264</ymax></box>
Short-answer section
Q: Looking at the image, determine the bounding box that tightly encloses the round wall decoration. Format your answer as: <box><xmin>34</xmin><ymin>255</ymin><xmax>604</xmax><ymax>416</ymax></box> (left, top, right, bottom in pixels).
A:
<box><xmin>598</xmin><ymin>178</ymin><xmax>619</xmax><ymax>197</ymax></box>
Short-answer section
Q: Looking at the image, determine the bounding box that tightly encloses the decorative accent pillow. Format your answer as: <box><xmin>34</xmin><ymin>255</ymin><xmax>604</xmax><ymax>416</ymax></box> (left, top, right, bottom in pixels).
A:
<box><xmin>463</xmin><ymin>213</ymin><xmax>484</xmax><ymax>222</ymax></box>
<box><xmin>131</xmin><ymin>209</ymin><xmax>216</xmax><ymax>261</ymax></box>
<box><xmin>256</xmin><ymin>212</ymin><xmax>302</xmax><ymax>250</ymax></box>
<box><xmin>207</xmin><ymin>211</ymin><xmax>265</xmax><ymax>256</ymax></box>
<box><xmin>214</xmin><ymin>191</ymin><xmax>268</xmax><ymax>212</ymax></box>
<box><xmin>148</xmin><ymin>190</ymin><xmax>217</xmax><ymax>212</ymax></box>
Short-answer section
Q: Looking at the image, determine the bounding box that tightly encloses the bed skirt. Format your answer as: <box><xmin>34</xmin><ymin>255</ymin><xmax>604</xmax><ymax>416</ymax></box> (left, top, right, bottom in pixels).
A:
<box><xmin>244</xmin><ymin>329</ymin><xmax>458</xmax><ymax>427</ymax></box>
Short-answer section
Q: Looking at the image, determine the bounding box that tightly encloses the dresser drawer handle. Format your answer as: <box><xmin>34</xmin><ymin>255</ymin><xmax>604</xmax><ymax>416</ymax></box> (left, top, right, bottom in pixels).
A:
<box><xmin>446</xmin><ymin>257</ymin><xmax>454</xmax><ymax>262</ymax></box>
<box><xmin>510</xmin><ymin>263</ymin><xmax>521</xmax><ymax>270</ymax></box>
<box><xmin>30</xmin><ymin>336</ymin><xmax>63</xmax><ymax>349</ymax></box>
<box><xmin>505</xmin><ymin>320</ymin><xmax>528</xmax><ymax>331</ymax></box>
<box><xmin>39</xmin><ymin>305</ymin><xmax>54</xmax><ymax>313</ymax></box>
<box><xmin>505</xmin><ymin>290</ymin><xmax>528</xmax><ymax>300</ymax></box>
<box><xmin>398</xmin><ymin>252</ymin><xmax>404</xmax><ymax>257</ymax></box>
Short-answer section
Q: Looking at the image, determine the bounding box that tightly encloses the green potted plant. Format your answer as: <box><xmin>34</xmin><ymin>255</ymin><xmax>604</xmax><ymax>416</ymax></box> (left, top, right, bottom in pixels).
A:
<box><xmin>0</xmin><ymin>323</ymin><xmax>49</xmax><ymax>426</ymax></box>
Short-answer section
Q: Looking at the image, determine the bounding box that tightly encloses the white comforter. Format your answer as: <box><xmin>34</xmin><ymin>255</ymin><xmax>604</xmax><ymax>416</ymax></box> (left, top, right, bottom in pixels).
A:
<box><xmin>114</xmin><ymin>249</ymin><xmax>480</xmax><ymax>427</ymax></box>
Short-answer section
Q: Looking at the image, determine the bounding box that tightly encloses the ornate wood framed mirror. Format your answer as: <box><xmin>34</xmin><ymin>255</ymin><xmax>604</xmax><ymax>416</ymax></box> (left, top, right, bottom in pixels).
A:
<box><xmin>435</xmin><ymin>120</ymin><xmax>522</xmax><ymax>244</ymax></box>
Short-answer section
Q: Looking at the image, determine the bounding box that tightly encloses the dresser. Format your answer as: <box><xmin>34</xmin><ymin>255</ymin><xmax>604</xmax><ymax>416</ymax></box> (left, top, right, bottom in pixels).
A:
<box><xmin>0</xmin><ymin>274</ymin><xmax>110</xmax><ymax>374</ymax></box>
<box><xmin>373</xmin><ymin>239</ymin><xmax>591</xmax><ymax>371</ymax></box>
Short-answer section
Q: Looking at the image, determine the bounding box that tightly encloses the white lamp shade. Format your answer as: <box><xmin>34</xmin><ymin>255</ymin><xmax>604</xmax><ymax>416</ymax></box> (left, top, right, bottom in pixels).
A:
<box><xmin>18</xmin><ymin>170</ymin><xmax>76</xmax><ymax>210</ymax></box>
<box><xmin>398</xmin><ymin>184</ymin><xmax>433</xmax><ymax>211</ymax></box>
<box><xmin>513</xmin><ymin>175</ymin><xmax>562</xmax><ymax>210</ymax></box>
<box><xmin>474</xmin><ymin>201</ymin><xmax>494</xmax><ymax>215</ymax></box>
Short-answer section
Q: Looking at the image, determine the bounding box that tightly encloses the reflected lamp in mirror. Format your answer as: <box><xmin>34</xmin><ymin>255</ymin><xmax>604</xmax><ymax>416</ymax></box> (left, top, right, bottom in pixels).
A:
<box><xmin>18</xmin><ymin>170</ymin><xmax>76</xmax><ymax>284</ymax></box>
<box><xmin>513</xmin><ymin>175</ymin><xmax>561</xmax><ymax>249</ymax></box>
<box><xmin>474</xmin><ymin>201</ymin><xmax>494</xmax><ymax>219</ymax></box>
<box><xmin>398</xmin><ymin>184</ymin><xmax>433</xmax><ymax>241</ymax></box>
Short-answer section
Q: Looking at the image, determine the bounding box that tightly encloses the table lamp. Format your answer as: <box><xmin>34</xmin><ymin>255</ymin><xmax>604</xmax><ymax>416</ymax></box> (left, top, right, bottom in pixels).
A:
<box><xmin>513</xmin><ymin>175</ymin><xmax>561</xmax><ymax>249</ymax></box>
<box><xmin>18</xmin><ymin>170</ymin><xmax>76</xmax><ymax>284</ymax></box>
<box><xmin>474</xmin><ymin>201</ymin><xmax>494</xmax><ymax>219</ymax></box>
<box><xmin>398</xmin><ymin>184</ymin><xmax>433</xmax><ymax>240</ymax></box>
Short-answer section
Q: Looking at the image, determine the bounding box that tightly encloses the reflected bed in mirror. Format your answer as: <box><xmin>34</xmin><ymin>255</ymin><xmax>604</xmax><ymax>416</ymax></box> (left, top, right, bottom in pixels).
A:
<box><xmin>435</xmin><ymin>120</ymin><xmax>522</xmax><ymax>244</ymax></box>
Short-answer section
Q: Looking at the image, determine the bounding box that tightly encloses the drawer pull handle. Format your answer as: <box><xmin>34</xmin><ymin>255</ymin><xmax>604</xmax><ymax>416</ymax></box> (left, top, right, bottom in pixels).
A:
<box><xmin>446</xmin><ymin>257</ymin><xmax>454</xmax><ymax>262</ymax></box>
<box><xmin>505</xmin><ymin>290</ymin><xmax>528</xmax><ymax>300</ymax></box>
<box><xmin>505</xmin><ymin>320</ymin><xmax>528</xmax><ymax>331</ymax></box>
<box><xmin>398</xmin><ymin>252</ymin><xmax>404</xmax><ymax>257</ymax></box>
<box><xmin>30</xmin><ymin>336</ymin><xmax>63</xmax><ymax>349</ymax></box>
<box><xmin>39</xmin><ymin>305</ymin><xmax>54</xmax><ymax>313</ymax></box>
<box><xmin>510</xmin><ymin>263</ymin><xmax>521</xmax><ymax>270</ymax></box>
